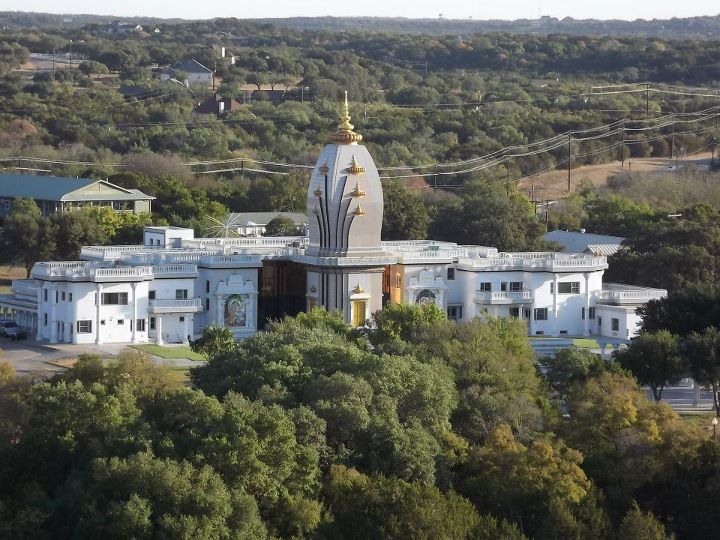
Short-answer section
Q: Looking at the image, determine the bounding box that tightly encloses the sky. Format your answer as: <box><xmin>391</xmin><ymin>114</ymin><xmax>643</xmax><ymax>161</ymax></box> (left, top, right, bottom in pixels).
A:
<box><xmin>4</xmin><ymin>0</ymin><xmax>720</xmax><ymax>21</ymax></box>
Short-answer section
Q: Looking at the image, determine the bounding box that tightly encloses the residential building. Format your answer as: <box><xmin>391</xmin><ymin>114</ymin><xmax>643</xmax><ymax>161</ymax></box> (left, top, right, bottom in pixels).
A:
<box><xmin>193</xmin><ymin>93</ymin><xmax>242</xmax><ymax>118</ymax></box>
<box><xmin>224</xmin><ymin>212</ymin><xmax>308</xmax><ymax>236</ymax></box>
<box><xmin>0</xmin><ymin>174</ymin><xmax>154</xmax><ymax>217</ymax></box>
<box><xmin>160</xmin><ymin>59</ymin><xmax>213</xmax><ymax>86</ymax></box>
<box><xmin>0</xmin><ymin>99</ymin><xmax>665</xmax><ymax>345</ymax></box>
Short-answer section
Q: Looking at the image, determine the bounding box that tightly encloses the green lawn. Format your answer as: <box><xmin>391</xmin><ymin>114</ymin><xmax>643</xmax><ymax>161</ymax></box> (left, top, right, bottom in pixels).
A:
<box><xmin>132</xmin><ymin>344</ymin><xmax>206</xmax><ymax>361</ymax></box>
<box><xmin>572</xmin><ymin>338</ymin><xmax>601</xmax><ymax>349</ymax></box>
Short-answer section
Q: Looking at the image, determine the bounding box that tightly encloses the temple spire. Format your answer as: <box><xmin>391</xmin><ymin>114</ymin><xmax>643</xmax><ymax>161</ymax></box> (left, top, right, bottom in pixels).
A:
<box><xmin>331</xmin><ymin>91</ymin><xmax>363</xmax><ymax>144</ymax></box>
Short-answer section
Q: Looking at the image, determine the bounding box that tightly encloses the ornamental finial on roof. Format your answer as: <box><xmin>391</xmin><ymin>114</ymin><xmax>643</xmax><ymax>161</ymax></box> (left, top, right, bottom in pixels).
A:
<box><xmin>331</xmin><ymin>91</ymin><xmax>363</xmax><ymax>144</ymax></box>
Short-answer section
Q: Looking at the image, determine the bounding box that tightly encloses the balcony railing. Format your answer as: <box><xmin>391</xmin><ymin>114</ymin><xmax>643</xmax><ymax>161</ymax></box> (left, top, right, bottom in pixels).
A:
<box><xmin>475</xmin><ymin>290</ymin><xmax>534</xmax><ymax>304</ymax></box>
<box><xmin>152</xmin><ymin>264</ymin><xmax>198</xmax><ymax>276</ymax></box>
<box><xmin>148</xmin><ymin>298</ymin><xmax>203</xmax><ymax>313</ymax></box>
<box><xmin>596</xmin><ymin>287</ymin><xmax>666</xmax><ymax>305</ymax></box>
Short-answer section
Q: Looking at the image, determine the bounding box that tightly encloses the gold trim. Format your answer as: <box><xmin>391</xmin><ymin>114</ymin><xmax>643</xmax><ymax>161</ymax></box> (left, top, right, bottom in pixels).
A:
<box><xmin>348</xmin><ymin>155</ymin><xmax>365</xmax><ymax>175</ymax></box>
<box><xmin>352</xmin><ymin>284</ymin><xmax>365</xmax><ymax>294</ymax></box>
<box><xmin>351</xmin><ymin>182</ymin><xmax>366</xmax><ymax>198</ymax></box>
<box><xmin>319</xmin><ymin>162</ymin><xmax>329</xmax><ymax>175</ymax></box>
<box><xmin>352</xmin><ymin>205</ymin><xmax>367</xmax><ymax>216</ymax></box>
<box><xmin>330</xmin><ymin>91</ymin><xmax>363</xmax><ymax>144</ymax></box>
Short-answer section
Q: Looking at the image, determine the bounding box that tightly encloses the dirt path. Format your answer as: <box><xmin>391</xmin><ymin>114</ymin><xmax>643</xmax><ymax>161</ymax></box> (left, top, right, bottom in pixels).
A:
<box><xmin>517</xmin><ymin>151</ymin><xmax>715</xmax><ymax>200</ymax></box>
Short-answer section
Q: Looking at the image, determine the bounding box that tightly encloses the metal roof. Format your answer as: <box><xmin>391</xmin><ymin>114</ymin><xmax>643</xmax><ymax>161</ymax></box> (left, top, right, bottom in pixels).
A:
<box><xmin>228</xmin><ymin>212</ymin><xmax>308</xmax><ymax>225</ymax></box>
<box><xmin>585</xmin><ymin>243</ymin><xmax>623</xmax><ymax>256</ymax></box>
<box><xmin>544</xmin><ymin>230</ymin><xmax>625</xmax><ymax>254</ymax></box>
<box><xmin>0</xmin><ymin>174</ymin><xmax>154</xmax><ymax>202</ymax></box>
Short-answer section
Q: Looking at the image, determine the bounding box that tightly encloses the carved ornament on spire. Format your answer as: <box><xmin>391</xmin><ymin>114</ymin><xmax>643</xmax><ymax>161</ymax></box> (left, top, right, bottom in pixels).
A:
<box><xmin>331</xmin><ymin>91</ymin><xmax>363</xmax><ymax>144</ymax></box>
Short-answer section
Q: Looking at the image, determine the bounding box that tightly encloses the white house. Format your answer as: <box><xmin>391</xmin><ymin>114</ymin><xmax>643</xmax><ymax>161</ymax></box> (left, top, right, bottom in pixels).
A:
<box><xmin>160</xmin><ymin>59</ymin><xmax>213</xmax><ymax>87</ymax></box>
<box><xmin>0</xmin><ymin>98</ymin><xmax>665</xmax><ymax>345</ymax></box>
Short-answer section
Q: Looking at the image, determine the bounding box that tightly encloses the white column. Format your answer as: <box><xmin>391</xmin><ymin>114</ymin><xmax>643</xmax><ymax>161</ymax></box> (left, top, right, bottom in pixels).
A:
<box><xmin>584</xmin><ymin>274</ymin><xmax>591</xmax><ymax>336</ymax></box>
<box><xmin>36</xmin><ymin>286</ymin><xmax>43</xmax><ymax>340</ymax></box>
<box><xmin>95</xmin><ymin>283</ymin><xmax>103</xmax><ymax>344</ymax></box>
<box><xmin>66</xmin><ymin>322</ymin><xmax>73</xmax><ymax>343</ymax></box>
<box><xmin>156</xmin><ymin>316</ymin><xmax>163</xmax><ymax>345</ymax></box>
<box><xmin>553</xmin><ymin>275</ymin><xmax>559</xmax><ymax>337</ymax></box>
<box><xmin>183</xmin><ymin>316</ymin><xmax>190</xmax><ymax>344</ymax></box>
<box><xmin>49</xmin><ymin>285</ymin><xmax>58</xmax><ymax>344</ymax></box>
<box><xmin>216</xmin><ymin>293</ymin><xmax>224</xmax><ymax>326</ymax></box>
<box><xmin>131</xmin><ymin>282</ymin><xmax>138</xmax><ymax>344</ymax></box>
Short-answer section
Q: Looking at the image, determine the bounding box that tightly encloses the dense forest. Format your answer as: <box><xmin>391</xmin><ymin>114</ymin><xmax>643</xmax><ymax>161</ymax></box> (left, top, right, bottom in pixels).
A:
<box><xmin>3</xmin><ymin>305</ymin><xmax>720</xmax><ymax>539</ymax></box>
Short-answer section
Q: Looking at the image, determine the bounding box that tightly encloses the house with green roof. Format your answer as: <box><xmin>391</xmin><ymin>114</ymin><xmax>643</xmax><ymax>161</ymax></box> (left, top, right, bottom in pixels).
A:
<box><xmin>0</xmin><ymin>174</ymin><xmax>155</xmax><ymax>217</ymax></box>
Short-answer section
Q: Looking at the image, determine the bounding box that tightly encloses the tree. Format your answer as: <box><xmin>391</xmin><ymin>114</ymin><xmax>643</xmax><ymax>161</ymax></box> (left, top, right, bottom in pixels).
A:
<box><xmin>429</xmin><ymin>181</ymin><xmax>549</xmax><ymax>251</ymax></box>
<box><xmin>1</xmin><ymin>198</ymin><xmax>57</xmax><ymax>277</ymax></box>
<box><xmin>685</xmin><ymin>327</ymin><xmax>720</xmax><ymax>416</ymax></box>
<box><xmin>456</xmin><ymin>424</ymin><xmax>609</xmax><ymax>539</ymax></box>
<box><xmin>381</xmin><ymin>179</ymin><xmax>429</xmax><ymax>240</ymax></box>
<box><xmin>264</xmin><ymin>215</ymin><xmax>300</xmax><ymax>236</ymax></box>
<box><xmin>320</xmin><ymin>464</ymin><xmax>482</xmax><ymax>539</ymax></box>
<box><xmin>538</xmin><ymin>347</ymin><xmax>612</xmax><ymax>400</ymax></box>
<box><xmin>51</xmin><ymin>210</ymin><xmax>110</xmax><ymax>260</ymax></box>
<box><xmin>613</xmin><ymin>331</ymin><xmax>685</xmax><ymax>401</ymax></box>
<box><xmin>617</xmin><ymin>502</ymin><xmax>669</xmax><ymax>540</ymax></box>
<box><xmin>190</xmin><ymin>324</ymin><xmax>237</xmax><ymax>359</ymax></box>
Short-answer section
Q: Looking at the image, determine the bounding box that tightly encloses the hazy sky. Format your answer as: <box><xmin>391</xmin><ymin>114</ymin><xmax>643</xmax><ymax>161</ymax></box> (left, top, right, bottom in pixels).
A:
<box><xmin>5</xmin><ymin>0</ymin><xmax>720</xmax><ymax>21</ymax></box>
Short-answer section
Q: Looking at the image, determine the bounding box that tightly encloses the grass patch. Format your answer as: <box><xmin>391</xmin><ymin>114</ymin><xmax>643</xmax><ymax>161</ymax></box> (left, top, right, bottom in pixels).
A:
<box><xmin>572</xmin><ymin>338</ymin><xmax>601</xmax><ymax>349</ymax></box>
<box><xmin>132</xmin><ymin>344</ymin><xmax>206</xmax><ymax>361</ymax></box>
<box><xmin>166</xmin><ymin>368</ymin><xmax>191</xmax><ymax>385</ymax></box>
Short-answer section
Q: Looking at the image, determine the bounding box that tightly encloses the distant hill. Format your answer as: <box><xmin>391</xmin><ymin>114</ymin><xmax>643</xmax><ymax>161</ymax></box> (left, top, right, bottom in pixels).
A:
<box><xmin>250</xmin><ymin>15</ymin><xmax>720</xmax><ymax>39</ymax></box>
<box><xmin>2</xmin><ymin>10</ymin><xmax>720</xmax><ymax>39</ymax></box>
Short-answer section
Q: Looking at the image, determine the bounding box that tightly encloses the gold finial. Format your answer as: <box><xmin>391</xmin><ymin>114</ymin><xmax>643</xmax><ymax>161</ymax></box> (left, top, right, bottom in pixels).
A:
<box><xmin>331</xmin><ymin>91</ymin><xmax>363</xmax><ymax>144</ymax></box>
<box><xmin>352</xmin><ymin>205</ymin><xmax>367</xmax><ymax>216</ymax></box>
<box><xmin>348</xmin><ymin>155</ymin><xmax>365</xmax><ymax>175</ymax></box>
<box><xmin>313</xmin><ymin>187</ymin><xmax>323</xmax><ymax>197</ymax></box>
<box><xmin>319</xmin><ymin>162</ymin><xmax>329</xmax><ymax>175</ymax></box>
<box><xmin>351</xmin><ymin>182</ymin><xmax>366</xmax><ymax>198</ymax></box>
<box><xmin>352</xmin><ymin>284</ymin><xmax>365</xmax><ymax>294</ymax></box>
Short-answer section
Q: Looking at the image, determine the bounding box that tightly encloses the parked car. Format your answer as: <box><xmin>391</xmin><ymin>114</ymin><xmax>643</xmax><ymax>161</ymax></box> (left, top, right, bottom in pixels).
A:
<box><xmin>0</xmin><ymin>321</ymin><xmax>25</xmax><ymax>340</ymax></box>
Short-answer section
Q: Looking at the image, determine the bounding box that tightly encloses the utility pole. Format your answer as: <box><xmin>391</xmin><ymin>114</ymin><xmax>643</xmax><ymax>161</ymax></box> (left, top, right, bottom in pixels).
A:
<box><xmin>620</xmin><ymin>119</ymin><xmax>625</xmax><ymax>167</ymax></box>
<box><xmin>506</xmin><ymin>161</ymin><xmax>510</xmax><ymax>197</ymax></box>
<box><xmin>645</xmin><ymin>83</ymin><xmax>650</xmax><ymax>116</ymax></box>
<box><xmin>567</xmin><ymin>133</ymin><xmax>572</xmax><ymax>192</ymax></box>
<box><xmin>670</xmin><ymin>123</ymin><xmax>675</xmax><ymax>163</ymax></box>
<box><xmin>711</xmin><ymin>137</ymin><xmax>717</xmax><ymax>167</ymax></box>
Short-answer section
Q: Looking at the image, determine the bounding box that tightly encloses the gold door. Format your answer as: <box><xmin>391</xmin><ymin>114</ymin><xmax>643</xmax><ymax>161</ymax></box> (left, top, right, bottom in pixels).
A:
<box><xmin>352</xmin><ymin>301</ymin><xmax>366</xmax><ymax>327</ymax></box>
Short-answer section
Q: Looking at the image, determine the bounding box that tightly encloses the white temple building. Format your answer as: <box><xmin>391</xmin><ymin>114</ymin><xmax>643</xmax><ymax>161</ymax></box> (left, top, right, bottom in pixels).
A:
<box><xmin>0</xmin><ymin>98</ymin><xmax>666</xmax><ymax>345</ymax></box>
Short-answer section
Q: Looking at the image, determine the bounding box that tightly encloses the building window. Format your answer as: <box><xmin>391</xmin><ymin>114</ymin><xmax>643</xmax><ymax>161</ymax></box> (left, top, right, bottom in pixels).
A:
<box><xmin>611</xmin><ymin>318</ymin><xmax>620</xmax><ymax>331</ymax></box>
<box><xmin>148</xmin><ymin>290</ymin><xmax>156</xmax><ymax>300</ymax></box>
<box><xmin>509</xmin><ymin>307</ymin><xmax>520</xmax><ymax>318</ymax></box>
<box><xmin>598</xmin><ymin>317</ymin><xmax>602</xmax><ymax>328</ymax></box>
<box><xmin>509</xmin><ymin>282</ymin><xmax>523</xmax><ymax>292</ymax></box>
<box><xmin>550</xmin><ymin>282</ymin><xmax>554</xmax><ymax>294</ymax></box>
<box><xmin>395</xmin><ymin>276</ymin><xmax>402</xmax><ymax>288</ymax></box>
<box><xmin>117</xmin><ymin>319</ymin><xmax>125</xmax><ymax>325</ymax></box>
<box><xmin>179</xmin><ymin>316</ymin><xmax>185</xmax><ymax>322</ymax></box>
<box><xmin>447</xmin><ymin>305</ymin><xmax>463</xmax><ymax>321</ymax></box>
<box><xmin>523</xmin><ymin>307</ymin><xmax>532</xmax><ymax>319</ymax></box>
<box><xmin>102</xmin><ymin>292</ymin><xmax>128</xmax><ymax>305</ymax></box>
<box><xmin>534</xmin><ymin>308</ymin><xmax>548</xmax><ymax>321</ymax></box>
<box><xmin>43</xmin><ymin>313</ymin><xmax>47</xmax><ymax>326</ymax></box>
<box><xmin>500</xmin><ymin>282</ymin><xmax>508</xmax><ymax>292</ymax></box>
<box><xmin>44</xmin><ymin>289</ymin><xmax>48</xmax><ymax>301</ymax></box>
<box><xmin>77</xmin><ymin>320</ymin><xmax>92</xmax><ymax>333</ymax></box>
<box><xmin>206</xmin><ymin>280</ymin><xmax>210</xmax><ymax>293</ymax></box>
<box><xmin>2</xmin><ymin>199</ymin><xmax>9</xmax><ymax>210</ymax></box>
<box><xmin>55</xmin><ymin>291</ymin><xmax>59</xmax><ymax>303</ymax></box>
<box><xmin>61</xmin><ymin>292</ymin><xmax>66</xmax><ymax>301</ymax></box>
<box><xmin>68</xmin><ymin>293</ymin><xmax>73</xmax><ymax>302</ymax></box>
<box><xmin>558</xmin><ymin>282</ymin><xmax>580</xmax><ymax>294</ymax></box>
<box><xmin>149</xmin><ymin>317</ymin><xmax>156</xmax><ymax>330</ymax></box>
<box><xmin>480</xmin><ymin>282</ymin><xmax>492</xmax><ymax>292</ymax></box>
<box><xmin>582</xmin><ymin>307</ymin><xmax>585</xmax><ymax>320</ymax></box>
<box><xmin>447</xmin><ymin>268</ymin><xmax>455</xmax><ymax>280</ymax></box>
<box><xmin>137</xmin><ymin>319</ymin><xmax>146</xmax><ymax>332</ymax></box>
<box><xmin>175</xmin><ymin>289</ymin><xmax>188</xmax><ymax>300</ymax></box>
<box><xmin>589</xmin><ymin>307</ymin><xmax>596</xmax><ymax>319</ymax></box>
<box><xmin>101</xmin><ymin>320</ymin><xmax>106</xmax><ymax>325</ymax></box>
<box><xmin>205</xmin><ymin>298</ymin><xmax>210</xmax><ymax>311</ymax></box>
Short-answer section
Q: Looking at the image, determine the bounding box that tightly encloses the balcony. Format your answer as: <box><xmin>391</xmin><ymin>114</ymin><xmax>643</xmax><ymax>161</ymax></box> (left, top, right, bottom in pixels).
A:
<box><xmin>475</xmin><ymin>290</ymin><xmax>534</xmax><ymax>304</ymax></box>
<box><xmin>148</xmin><ymin>298</ymin><xmax>204</xmax><ymax>314</ymax></box>
<box><xmin>31</xmin><ymin>262</ymin><xmax>154</xmax><ymax>282</ymax></box>
<box><xmin>595</xmin><ymin>284</ymin><xmax>667</xmax><ymax>305</ymax></box>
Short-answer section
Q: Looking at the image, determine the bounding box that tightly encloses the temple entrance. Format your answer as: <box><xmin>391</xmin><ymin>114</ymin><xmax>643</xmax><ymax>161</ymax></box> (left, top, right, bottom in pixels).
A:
<box><xmin>257</xmin><ymin>261</ymin><xmax>307</xmax><ymax>329</ymax></box>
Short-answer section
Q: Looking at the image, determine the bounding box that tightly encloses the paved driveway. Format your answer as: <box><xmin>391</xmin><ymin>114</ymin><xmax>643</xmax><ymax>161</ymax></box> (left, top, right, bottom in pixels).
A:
<box><xmin>1</xmin><ymin>338</ymin><xmax>201</xmax><ymax>377</ymax></box>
